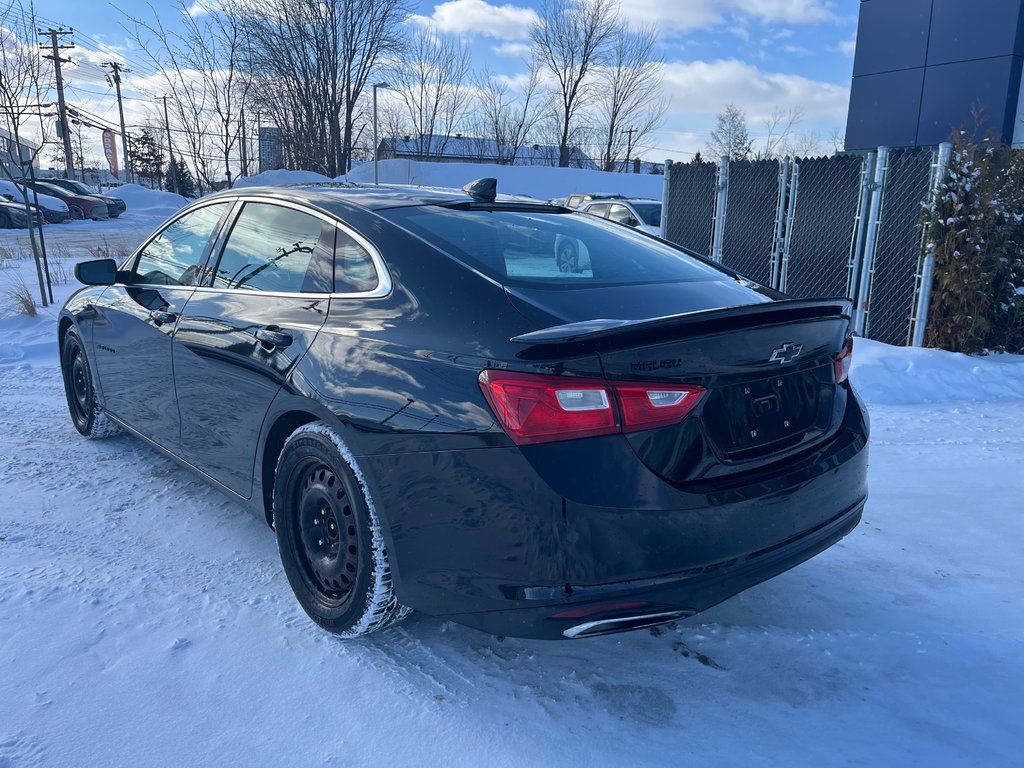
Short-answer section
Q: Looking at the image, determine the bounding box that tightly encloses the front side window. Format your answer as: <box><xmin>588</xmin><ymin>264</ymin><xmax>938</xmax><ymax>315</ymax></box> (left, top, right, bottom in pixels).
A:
<box><xmin>381</xmin><ymin>206</ymin><xmax>726</xmax><ymax>287</ymax></box>
<box><xmin>133</xmin><ymin>203</ymin><xmax>229</xmax><ymax>286</ymax></box>
<box><xmin>608</xmin><ymin>204</ymin><xmax>637</xmax><ymax>226</ymax></box>
<box><xmin>585</xmin><ymin>203</ymin><xmax>611</xmax><ymax>218</ymax></box>
<box><xmin>212</xmin><ymin>202</ymin><xmax>331</xmax><ymax>293</ymax></box>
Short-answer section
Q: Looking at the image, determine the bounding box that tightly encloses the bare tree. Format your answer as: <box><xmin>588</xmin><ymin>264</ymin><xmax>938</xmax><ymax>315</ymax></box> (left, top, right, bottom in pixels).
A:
<box><xmin>707</xmin><ymin>103</ymin><xmax>753</xmax><ymax>161</ymax></box>
<box><xmin>755</xmin><ymin>106</ymin><xmax>802</xmax><ymax>160</ymax></box>
<box><xmin>390</xmin><ymin>26</ymin><xmax>472</xmax><ymax>160</ymax></box>
<box><xmin>531</xmin><ymin>0</ymin><xmax>618</xmax><ymax>167</ymax></box>
<box><xmin>0</xmin><ymin>0</ymin><xmax>53</xmax><ymax>304</ymax></box>
<box><xmin>240</xmin><ymin>0</ymin><xmax>409</xmax><ymax>175</ymax></box>
<box><xmin>595</xmin><ymin>22</ymin><xmax>665</xmax><ymax>172</ymax></box>
<box><xmin>473</xmin><ymin>65</ymin><xmax>543</xmax><ymax>164</ymax></box>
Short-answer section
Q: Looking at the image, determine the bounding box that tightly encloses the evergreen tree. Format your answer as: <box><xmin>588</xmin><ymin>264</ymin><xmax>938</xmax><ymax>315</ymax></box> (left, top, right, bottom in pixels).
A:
<box><xmin>131</xmin><ymin>129</ymin><xmax>166</xmax><ymax>188</ymax></box>
<box><xmin>165</xmin><ymin>158</ymin><xmax>196</xmax><ymax>197</ymax></box>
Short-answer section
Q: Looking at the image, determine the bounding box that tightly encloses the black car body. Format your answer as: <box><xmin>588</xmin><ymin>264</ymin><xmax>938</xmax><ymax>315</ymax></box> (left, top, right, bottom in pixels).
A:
<box><xmin>0</xmin><ymin>196</ymin><xmax>46</xmax><ymax>228</ymax></box>
<box><xmin>58</xmin><ymin>183</ymin><xmax>868</xmax><ymax>640</ymax></box>
<box><xmin>43</xmin><ymin>178</ymin><xmax>126</xmax><ymax>217</ymax></box>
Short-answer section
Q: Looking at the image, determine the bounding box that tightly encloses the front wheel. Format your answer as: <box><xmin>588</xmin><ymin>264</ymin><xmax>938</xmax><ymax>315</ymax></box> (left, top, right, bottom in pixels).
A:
<box><xmin>60</xmin><ymin>327</ymin><xmax>121</xmax><ymax>439</ymax></box>
<box><xmin>67</xmin><ymin>204</ymin><xmax>84</xmax><ymax>220</ymax></box>
<box><xmin>273</xmin><ymin>423</ymin><xmax>408</xmax><ymax>637</ymax></box>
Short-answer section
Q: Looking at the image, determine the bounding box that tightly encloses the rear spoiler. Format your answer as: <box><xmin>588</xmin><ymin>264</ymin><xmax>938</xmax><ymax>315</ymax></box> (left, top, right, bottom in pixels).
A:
<box><xmin>510</xmin><ymin>298</ymin><xmax>853</xmax><ymax>346</ymax></box>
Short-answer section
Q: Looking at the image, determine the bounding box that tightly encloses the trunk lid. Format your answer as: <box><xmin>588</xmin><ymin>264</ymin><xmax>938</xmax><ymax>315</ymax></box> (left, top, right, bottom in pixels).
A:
<box><xmin>510</xmin><ymin>299</ymin><xmax>853</xmax><ymax>483</ymax></box>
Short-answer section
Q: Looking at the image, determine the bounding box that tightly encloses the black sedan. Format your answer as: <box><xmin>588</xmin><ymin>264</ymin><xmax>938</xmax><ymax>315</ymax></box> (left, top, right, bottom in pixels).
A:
<box><xmin>0</xmin><ymin>195</ymin><xmax>46</xmax><ymax>228</ymax></box>
<box><xmin>59</xmin><ymin>181</ymin><xmax>868</xmax><ymax>640</ymax></box>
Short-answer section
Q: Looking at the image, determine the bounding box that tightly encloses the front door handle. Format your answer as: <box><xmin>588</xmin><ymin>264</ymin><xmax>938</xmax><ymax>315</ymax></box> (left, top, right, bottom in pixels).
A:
<box><xmin>149</xmin><ymin>308</ymin><xmax>179</xmax><ymax>325</ymax></box>
<box><xmin>255</xmin><ymin>327</ymin><xmax>293</xmax><ymax>349</ymax></box>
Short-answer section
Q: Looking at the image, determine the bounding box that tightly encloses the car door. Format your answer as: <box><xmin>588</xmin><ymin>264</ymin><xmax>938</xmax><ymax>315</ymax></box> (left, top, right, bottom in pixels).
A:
<box><xmin>89</xmin><ymin>202</ymin><xmax>233</xmax><ymax>447</ymax></box>
<box><xmin>172</xmin><ymin>200</ymin><xmax>343</xmax><ymax>498</ymax></box>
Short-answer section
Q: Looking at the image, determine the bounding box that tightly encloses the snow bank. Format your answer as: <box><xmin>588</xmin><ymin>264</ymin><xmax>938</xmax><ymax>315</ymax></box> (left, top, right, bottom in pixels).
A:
<box><xmin>343</xmin><ymin>159</ymin><xmax>665</xmax><ymax>201</ymax></box>
<box><xmin>234</xmin><ymin>169</ymin><xmax>333</xmax><ymax>188</ymax></box>
<box><xmin>851</xmin><ymin>338</ymin><xmax>1024</xmax><ymax>405</ymax></box>
<box><xmin>114</xmin><ymin>184</ymin><xmax>189</xmax><ymax>217</ymax></box>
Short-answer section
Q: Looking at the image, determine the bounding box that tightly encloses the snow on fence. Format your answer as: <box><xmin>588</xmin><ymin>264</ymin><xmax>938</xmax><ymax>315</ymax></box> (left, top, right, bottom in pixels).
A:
<box><xmin>662</xmin><ymin>145</ymin><xmax>952</xmax><ymax>347</ymax></box>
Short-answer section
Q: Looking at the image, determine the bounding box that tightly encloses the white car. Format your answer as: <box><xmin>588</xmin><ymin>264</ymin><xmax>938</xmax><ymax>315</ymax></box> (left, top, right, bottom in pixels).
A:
<box><xmin>579</xmin><ymin>198</ymin><xmax>662</xmax><ymax>236</ymax></box>
<box><xmin>0</xmin><ymin>179</ymin><xmax>70</xmax><ymax>224</ymax></box>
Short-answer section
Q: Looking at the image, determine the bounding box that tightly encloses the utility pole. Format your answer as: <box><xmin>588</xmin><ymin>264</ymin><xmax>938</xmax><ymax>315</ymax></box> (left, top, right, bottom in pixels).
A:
<box><xmin>104</xmin><ymin>62</ymin><xmax>132</xmax><ymax>184</ymax></box>
<box><xmin>623</xmin><ymin>127</ymin><xmax>637</xmax><ymax>173</ymax></box>
<box><xmin>40</xmin><ymin>29</ymin><xmax>76</xmax><ymax>181</ymax></box>
<box><xmin>239</xmin><ymin>107</ymin><xmax>248</xmax><ymax>179</ymax></box>
<box><xmin>159</xmin><ymin>95</ymin><xmax>178</xmax><ymax>194</ymax></box>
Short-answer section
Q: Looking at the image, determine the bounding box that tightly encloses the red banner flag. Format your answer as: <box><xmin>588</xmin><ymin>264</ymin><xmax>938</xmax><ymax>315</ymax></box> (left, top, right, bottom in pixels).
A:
<box><xmin>102</xmin><ymin>129</ymin><xmax>119</xmax><ymax>180</ymax></box>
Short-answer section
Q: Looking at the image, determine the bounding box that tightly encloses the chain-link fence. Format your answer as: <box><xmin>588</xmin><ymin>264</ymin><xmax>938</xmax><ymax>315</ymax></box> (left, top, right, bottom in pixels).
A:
<box><xmin>784</xmin><ymin>154</ymin><xmax>866</xmax><ymax>300</ymax></box>
<box><xmin>718</xmin><ymin>160</ymin><xmax>782</xmax><ymax>286</ymax></box>
<box><xmin>663</xmin><ymin>160</ymin><xmax>717</xmax><ymax>255</ymax></box>
<box><xmin>862</xmin><ymin>148</ymin><xmax>935</xmax><ymax>345</ymax></box>
<box><xmin>662</xmin><ymin>146</ymin><xmax>944</xmax><ymax>346</ymax></box>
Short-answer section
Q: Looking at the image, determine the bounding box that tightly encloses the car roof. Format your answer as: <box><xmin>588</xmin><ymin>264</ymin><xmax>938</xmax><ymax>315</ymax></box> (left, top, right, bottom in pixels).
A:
<box><xmin>203</xmin><ymin>182</ymin><xmax>550</xmax><ymax>213</ymax></box>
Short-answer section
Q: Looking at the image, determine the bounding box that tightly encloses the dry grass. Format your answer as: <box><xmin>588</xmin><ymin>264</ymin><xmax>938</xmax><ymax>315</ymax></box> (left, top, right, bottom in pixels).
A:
<box><xmin>0</xmin><ymin>244</ymin><xmax>13</xmax><ymax>270</ymax></box>
<box><xmin>3</xmin><ymin>275</ymin><xmax>37</xmax><ymax>317</ymax></box>
<box><xmin>88</xmin><ymin>240</ymin><xmax>133</xmax><ymax>262</ymax></box>
<box><xmin>47</xmin><ymin>243</ymin><xmax>74</xmax><ymax>284</ymax></box>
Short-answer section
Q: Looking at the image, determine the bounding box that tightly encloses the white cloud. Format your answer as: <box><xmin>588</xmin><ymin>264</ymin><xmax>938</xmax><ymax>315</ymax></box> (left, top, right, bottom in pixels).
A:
<box><xmin>411</xmin><ymin>0</ymin><xmax>538</xmax><ymax>40</ymax></box>
<box><xmin>623</xmin><ymin>0</ymin><xmax>835</xmax><ymax>33</ymax></box>
<box><xmin>839</xmin><ymin>34</ymin><xmax>857</xmax><ymax>57</ymax></box>
<box><xmin>493</xmin><ymin>41</ymin><xmax>532</xmax><ymax>57</ymax></box>
<box><xmin>661</xmin><ymin>58</ymin><xmax>849</xmax><ymax>123</ymax></box>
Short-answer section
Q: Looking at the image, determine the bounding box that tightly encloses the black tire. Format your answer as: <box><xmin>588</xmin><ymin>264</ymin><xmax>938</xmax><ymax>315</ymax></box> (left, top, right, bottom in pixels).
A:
<box><xmin>67</xmin><ymin>205</ymin><xmax>84</xmax><ymax>220</ymax></box>
<box><xmin>0</xmin><ymin>210</ymin><xmax>9</xmax><ymax>228</ymax></box>
<box><xmin>60</xmin><ymin>327</ymin><xmax>121</xmax><ymax>439</ymax></box>
<box><xmin>556</xmin><ymin>240</ymin><xmax>580</xmax><ymax>273</ymax></box>
<box><xmin>273</xmin><ymin>423</ymin><xmax>408</xmax><ymax>637</ymax></box>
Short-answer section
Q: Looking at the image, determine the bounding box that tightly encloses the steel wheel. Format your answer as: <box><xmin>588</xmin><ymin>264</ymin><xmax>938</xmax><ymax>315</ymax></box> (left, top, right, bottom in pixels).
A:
<box><xmin>60</xmin><ymin>328</ymin><xmax>120</xmax><ymax>439</ymax></box>
<box><xmin>274</xmin><ymin>423</ymin><xmax>408</xmax><ymax>637</ymax></box>
<box><xmin>292</xmin><ymin>461</ymin><xmax>360</xmax><ymax>606</ymax></box>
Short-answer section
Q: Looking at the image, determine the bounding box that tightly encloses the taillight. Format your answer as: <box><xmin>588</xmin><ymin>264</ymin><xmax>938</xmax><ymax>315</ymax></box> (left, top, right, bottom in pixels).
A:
<box><xmin>615</xmin><ymin>384</ymin><xmax>705</xmax><ymax>431</ymax></box>
<box><xmin>478</xmin><ymin>370</ymin><xmax>705</xmax><ymax>445</ymax></box>
<box><xmin>834</xmin><ymin>336</ymin><xmax>854</xmax><ymax>384</ymax></box>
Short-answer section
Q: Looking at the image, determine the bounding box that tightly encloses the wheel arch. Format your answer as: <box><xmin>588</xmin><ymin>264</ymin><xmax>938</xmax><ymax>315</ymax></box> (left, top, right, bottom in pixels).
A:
<box><xmin>258</xmin><ymin>408</ymin><xmax>321</xmax><ymax>527</ymax></box>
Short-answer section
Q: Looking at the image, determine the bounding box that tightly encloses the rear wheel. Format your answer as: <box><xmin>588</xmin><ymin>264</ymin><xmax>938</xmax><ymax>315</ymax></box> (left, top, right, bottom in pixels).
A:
<box><xmin>273</xmin><ymin>423</ymin><xmax>408</xmax><ymax>637</ymax></box>
<box><xmin>60</xmin><ymin>327</ymin><xmax>121</xmax><ymax>439</ymax></box>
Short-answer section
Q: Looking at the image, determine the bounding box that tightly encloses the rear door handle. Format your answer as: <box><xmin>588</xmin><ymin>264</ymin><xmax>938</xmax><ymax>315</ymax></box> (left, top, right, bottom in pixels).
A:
<box><xmin>149</xmin><ymin>309</ymin><xmax>179</xmax><ymax>325</ymax></box>
<box><xmin>255</xmin><ymin>327</ymin><xmax>293</xmax><ymax>348</ymax></box>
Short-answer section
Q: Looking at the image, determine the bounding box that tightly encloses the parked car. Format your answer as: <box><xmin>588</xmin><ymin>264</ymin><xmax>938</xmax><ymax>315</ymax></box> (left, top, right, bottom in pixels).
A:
<box><xmin>18</xmin><ymin>179</ymin><xmax>109</xmax><ymax>220</ymax></box>
<box><xmin>0</xmin><ymin>179</ymin><xmax>70</xmax><ymax>224</ymax></box>
<box><xmin>564</xmin><ymin>192</ymin><xmax>626</xmax><ymax>209</ymax></box>
<box><xmin>579</xmin><ymin>198</ymin><xmax>662</xmax><ymax>236</ymax></box>
<box><xmin>41</xmin><ymin>178</ymin><xmax>127</xmax><ymax>218</ymax></box>
<box><xmin>0</xmin><ymin>195</ymin><xmax>46</xmax><ymax>228</ymax></box>
<box><xmin>60</xmin><ymin>179</ymin><xmax>868</xmax><ymax>641</ymax></box>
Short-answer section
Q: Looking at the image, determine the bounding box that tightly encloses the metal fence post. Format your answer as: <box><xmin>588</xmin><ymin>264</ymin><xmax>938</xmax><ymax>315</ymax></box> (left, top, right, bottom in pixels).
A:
<box><xmin>660</xmin><ymin>158</ymin><xmax>672</xmax><ymax>239</ymax></box>
<box><xmin>770</xmin><ymin>157</ymin><xmax>790</xmax><ymax>288</ymax></box>
<box><xmin>710</xmin><ymin>155</ymin><xmax>729</xmax><ymax>263</ymax></box>
<box><xmin>853</xmin><ymin>146</ymin><xmax>889</xmax><ymax>336</ymax></box>
<box><xmin>910</xmin><ymin>142</ymin><xmax>953</xmax><ymax>346</ymax></box>
<box><xmin>778</xmin><ymin>160</ymin><xmax>799</xmax><ymax>294</ymax></box>
<box><xmin>847</xmin><ymin>152</ymin><xmax>876</xmax><ymax>303</ymax></box>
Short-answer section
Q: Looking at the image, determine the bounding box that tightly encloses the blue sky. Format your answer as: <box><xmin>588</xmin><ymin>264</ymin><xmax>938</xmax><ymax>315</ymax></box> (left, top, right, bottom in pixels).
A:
<box><xmin>27</xmin><ymin>0</ymin><xmax>860</xmax><ymax>164</ymax></box>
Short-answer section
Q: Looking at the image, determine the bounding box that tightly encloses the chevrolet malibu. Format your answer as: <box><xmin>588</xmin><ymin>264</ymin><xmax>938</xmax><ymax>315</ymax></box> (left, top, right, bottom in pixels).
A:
<box><xmin>59</xmin><ymin>180</ymin><xmax>868</xmax><ymax>640</ymax></box>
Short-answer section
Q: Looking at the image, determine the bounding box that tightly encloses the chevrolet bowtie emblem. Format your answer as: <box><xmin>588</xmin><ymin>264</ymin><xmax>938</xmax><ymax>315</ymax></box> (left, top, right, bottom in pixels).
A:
<box><xmin>769</xmin><ymin>342</ymin><xmax>803</xmax><ymax>364</ymax></box>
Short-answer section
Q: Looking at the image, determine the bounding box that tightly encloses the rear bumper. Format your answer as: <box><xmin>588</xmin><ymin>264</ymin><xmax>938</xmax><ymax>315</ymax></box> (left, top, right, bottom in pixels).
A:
<box><xmin>362</xmin><ymin>389</ymin><xmax>869</xmax><ymax>639</ymax></box>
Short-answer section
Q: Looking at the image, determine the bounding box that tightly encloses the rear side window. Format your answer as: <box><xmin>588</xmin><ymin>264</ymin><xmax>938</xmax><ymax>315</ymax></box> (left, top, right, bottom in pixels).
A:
<box><xmin>133</xmin><ymin>203</ymin><xmax>230</xmax><ymax>286</ymax></box>
<box><xmin>212</xmin><ymin>202</ymin><xmax>332</xmax><ymax>293</ymax></box>
<box><xmin>585</xmin><ymin>203</ymin><xmax>611</xmax><ymax>218</ymax></box>
<box><xmin>380</xmin><ymin>207</ymin><xmax>725</xmax><ymax>287</ymax></box>
<box><xmin>334</xmin><ymin>229</ymin><xmax>379</xmax><ymax>293</ymax></box>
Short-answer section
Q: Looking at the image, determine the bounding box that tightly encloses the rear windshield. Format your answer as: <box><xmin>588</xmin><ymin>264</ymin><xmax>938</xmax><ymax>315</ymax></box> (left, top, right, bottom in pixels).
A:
<box><xmin>631</xmin><ymin>202</ymin><xmax>661</xmax><ymax>227</ymax></box>
<box><xmin>381</xmin><ymin>206</ymin><xmax>724</xmax><ymax>287</ymax></box>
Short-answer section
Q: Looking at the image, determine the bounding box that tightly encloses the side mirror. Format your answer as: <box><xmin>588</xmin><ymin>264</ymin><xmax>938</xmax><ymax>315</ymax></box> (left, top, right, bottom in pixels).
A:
<box><xmin>75</xmin><ymin>258</ymin><xmax>117</xmax><ymax>286</ymax></box>
<box><xmin>626</xmin><ymin>216</ymin><xmax>640</xmax><ymax>227</ymax></box>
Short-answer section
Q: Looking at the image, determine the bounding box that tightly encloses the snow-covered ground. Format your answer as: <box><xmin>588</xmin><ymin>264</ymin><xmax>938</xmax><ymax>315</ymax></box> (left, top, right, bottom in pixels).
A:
<box><xmin>1</xmin><ymin>233</ymin><xmax>1022</xmax><ymax>767</ymax></box>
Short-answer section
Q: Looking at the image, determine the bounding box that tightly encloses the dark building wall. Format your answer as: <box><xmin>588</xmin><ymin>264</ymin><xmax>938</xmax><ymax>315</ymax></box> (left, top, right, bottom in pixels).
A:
<box><xmin>846</xmin><ymin>0</ymin><xmax>1024</xmax><ymax>150</ymax></box>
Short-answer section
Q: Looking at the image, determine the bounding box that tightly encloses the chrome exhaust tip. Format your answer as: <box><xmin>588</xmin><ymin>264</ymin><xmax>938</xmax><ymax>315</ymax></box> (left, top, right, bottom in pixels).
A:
<box><xmin>562</xmin><ymin>609</ymin><xmax>693</xmax><ymax>639</ymax></box>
